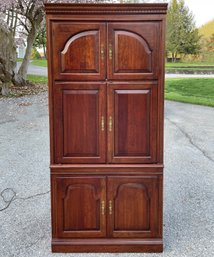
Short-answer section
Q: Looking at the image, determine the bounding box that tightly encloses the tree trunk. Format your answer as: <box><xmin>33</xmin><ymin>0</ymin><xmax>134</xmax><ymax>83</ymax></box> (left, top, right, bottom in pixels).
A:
<box><xmin>171</xmin><ymin>52</ymin><xmax>174</xmax><ymax>62</ymax></box>
<box><xmin>174</xmin><ymin>52</ymin><xmax>177</xmax><ymax>62</ymax></box>
<box><xmin>1</xmin><ymin>82</ymin><xmax>10</xmax><ymax>96</ymax></box>
<box><xmin>0</xmin><ymin>23</ymin><xmax>16</xmax><ymax>96</ymax></box>
<box><xmin>18</xmin><ymin>27</ymin><xmax>36</xmax><ymax>79</ymax></box>
<box><xmin>43</xmin><ymin>44</ymin><xmax>47</xmax><ymax>59</ymax></box>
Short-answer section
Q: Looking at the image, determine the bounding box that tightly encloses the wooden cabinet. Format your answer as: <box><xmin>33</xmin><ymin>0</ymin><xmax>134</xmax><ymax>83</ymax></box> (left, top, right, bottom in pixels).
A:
<box><xmin>45</xmin><ymin>3</ymin><xmax>167</xmax><ymax>253</ymax></box>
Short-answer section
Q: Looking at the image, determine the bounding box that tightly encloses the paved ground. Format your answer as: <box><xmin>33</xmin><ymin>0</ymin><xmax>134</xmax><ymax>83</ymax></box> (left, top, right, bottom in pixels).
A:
<box><xmin>0</xmin><ymin>93</ymin><xmax>214</xmax><ymax>257</ymax></box>
<box><xmin>16</xmin><ymin>62</ymin><xmax>48</xmax><ymax>77</ymax></box>
<box><xmin>165</xmin><ymin>73</ymin><xmax>214</xmax><ymax>78</ymax></box>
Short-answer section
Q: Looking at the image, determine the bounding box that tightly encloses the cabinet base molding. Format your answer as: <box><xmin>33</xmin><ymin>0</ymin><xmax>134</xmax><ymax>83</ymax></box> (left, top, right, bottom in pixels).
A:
<box><xmin>52</xmin><ymin>238</ymin><xmax>163</xmax><ymax>253</ymax></box>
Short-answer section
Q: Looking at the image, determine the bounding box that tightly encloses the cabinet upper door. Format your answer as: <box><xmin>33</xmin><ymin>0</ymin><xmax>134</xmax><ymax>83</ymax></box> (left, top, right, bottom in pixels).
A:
<box><xmin>52</xmin><ymin>176</ymin><xmax>106</xmax><ymax>238</ymax></box>
<box><xmin>107</xmin><ymin>176</ymin><xmax>162</xmax><ymax>238</ymax></box>
<box><xmin>107</xmin><ymin>82</ymin><xmax>158</xmax><ymax>163</ymax></box>
<box><xmin>51</xmin><ymin>22</ymin><xmax>106</xmax><ymax>80</ymax></box>
<box><xmin>107</xmin><ymin>22</ymin><xmax>160</xmax><ymax>80</ymax></box>
<box><xmin>53</xmin><ymin>82</ymin><xmax>106</xmax><ymax>164</ymax></box>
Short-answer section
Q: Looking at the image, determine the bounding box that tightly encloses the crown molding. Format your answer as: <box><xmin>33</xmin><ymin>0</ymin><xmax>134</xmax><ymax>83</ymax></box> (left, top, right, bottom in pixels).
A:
<box><xmin>45</xmin><ymin>3</ymin><xmax>168</xmax><ymax>15</ymax></box>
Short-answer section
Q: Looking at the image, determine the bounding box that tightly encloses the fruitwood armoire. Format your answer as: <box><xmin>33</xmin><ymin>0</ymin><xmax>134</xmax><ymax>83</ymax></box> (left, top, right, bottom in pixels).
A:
<box><xmin>45</xmin><ymin>3</ymin><xmax>167</xmax><ymax>253</ymax></box>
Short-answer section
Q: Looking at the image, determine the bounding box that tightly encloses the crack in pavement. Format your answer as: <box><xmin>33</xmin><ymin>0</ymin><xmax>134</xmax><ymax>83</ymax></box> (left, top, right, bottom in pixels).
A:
<box><xmin>16</xmin><ymin>191</ymin><xmax>50</xmax><ymax>201</ymax></box>
<box><xmin>166</xmin><ymin>117</ymin><xmax>214</xmax><ymax>163</ymax></box>
<box><xmin>0</xmin><ymin>188</ymin><xmax>50</xmax><ymax>212</ymax></box>
<box><xmin>0</xmin><ymin>188</ymin><xmax>16</xmax><ymax>211</ymax></box>
<box><xmin>24</xmin><ymin>233</ymin><xmax>46</xmax><ymax>250</ymax></box>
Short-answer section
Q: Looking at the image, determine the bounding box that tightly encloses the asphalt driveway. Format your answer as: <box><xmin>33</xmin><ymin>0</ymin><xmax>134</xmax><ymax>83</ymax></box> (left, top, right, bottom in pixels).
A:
<box><xmin>0</xmin><ymin>93</ymin><xmax>214</xmax><ymax>257</ymax></box>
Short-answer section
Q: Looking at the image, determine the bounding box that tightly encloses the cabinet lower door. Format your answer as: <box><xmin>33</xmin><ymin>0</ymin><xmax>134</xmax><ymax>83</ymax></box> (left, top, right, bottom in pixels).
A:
<box><xmin>107</xmin><ymin>176</ymin><xmax>162</xmax><ymax>238</ymax></box>
<box><xmin>52</xmin><ymin>175</ymin><xmax>106</xmax><ymax>238</ymax></box>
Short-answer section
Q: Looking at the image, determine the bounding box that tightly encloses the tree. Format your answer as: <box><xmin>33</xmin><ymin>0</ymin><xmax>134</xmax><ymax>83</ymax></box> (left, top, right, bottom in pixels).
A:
<box><xmin>15</xmin><ymin>0</ymin><xmax>45</xmax><ymax>79</ymax></box>
<box><xmin>0</xmin><ymin>3</ymin><xmax>28</xmax><ymax>96</ymax></box>
<box><xmin>166</xmin><ymin>0</ymin><xmax>201</xmax><ymax>62</ymax></box>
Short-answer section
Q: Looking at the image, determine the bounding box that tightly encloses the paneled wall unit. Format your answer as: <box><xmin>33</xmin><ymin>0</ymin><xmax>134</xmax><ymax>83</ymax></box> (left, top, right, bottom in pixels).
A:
<box><xmin>45</xmin><ymin>3</ymin><xmax>167</xmax><ymax>253</ymax></box>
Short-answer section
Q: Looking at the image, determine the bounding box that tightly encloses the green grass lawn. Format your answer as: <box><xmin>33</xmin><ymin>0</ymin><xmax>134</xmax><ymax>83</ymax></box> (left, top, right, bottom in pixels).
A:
<box><xmin>27</xmin><ymin>74</ymin><xmax>48</xmax><ymax>84</ymax></box>
<box><xmin>30</xmin><ymin>59</ymin><xmax>47</xmax><ymax>67</ymax></box>
<box><xmin>165</xmin><ymin>78</ymin><xmax>214</xmax><ymax>107</ymax></box>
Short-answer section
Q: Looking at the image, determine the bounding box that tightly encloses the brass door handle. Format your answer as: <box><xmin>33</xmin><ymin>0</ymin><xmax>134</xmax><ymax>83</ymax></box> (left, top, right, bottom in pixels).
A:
<box><xmin>101</xmin><ymin>200</ymin><xmax>105</xmax><ymax>215</ymax></box>
<box><xmin>101</xmin><ymin>116</ymin><xmax>105</xmax><ymax>131</ymax></box>
<box><xmin>109</xmin><ymin>116</ymin><xmax>113</xmax><ymax>132</ymax></box>
<box><xmin>101</xmin><ymin>44</ymin><xmax>104</xmax><ymax>60</ymax></box>
<box><xmin>109</xmin><ymin>44</ymin><xmax>113</xmax><ymax>60</ymax></box>
<box><xmin>109</xmin><ymin>200</ymin><xmax>113</xmax><ymax>215</ymax></box>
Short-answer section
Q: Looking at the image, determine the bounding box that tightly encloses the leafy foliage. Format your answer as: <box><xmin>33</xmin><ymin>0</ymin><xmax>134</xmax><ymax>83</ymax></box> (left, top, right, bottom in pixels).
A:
<box><xmin>166</xmin><ymin>0</ymin><xmax>201</xmax><ymax>61</ymax></box>
<box><xmin>199</xmin><ymin>19</ymin><xmax>214</xmax><ymax>39</ymax></box>
<box><xmin>33</xmin><ymin>25</ymin><xmax>47</xmax><ymax>58</ymax></box>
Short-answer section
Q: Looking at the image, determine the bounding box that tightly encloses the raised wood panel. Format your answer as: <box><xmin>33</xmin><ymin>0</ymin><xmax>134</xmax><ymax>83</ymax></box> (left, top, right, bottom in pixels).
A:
<box><xmin>63</xmin><ymin>184</ymin><xmax>99</xmax><ymax>231</ymax></box>
<box><xmin>107</xmin><ymin>176</ymin><xmax>161</xmax><ymax>238</ymax></box>
<box><xmin>54</xmin><ymin>83</ymin><xmax>106</xmax><ymax>163</ymax></box>
<box><xmin>61</xmin><ymin>30</ymin><xmax>99</xmax><ymax>73</ymax></box>
<box><xmin>115</xmin><ymin>89</ymin><xmax>150</xmax><ymax>156</ymax></box>
<box><xmin>52</xmin><ymin>22</ymin><xmax>106</xmax><ymax>80</ymax></box>
<box><xmin>115</xmin><ymin>31</ymin><xmax>152</xmax><ymax>73</ymax></box>
<box><xmin>114</xmin><ymin>183</ymin><xmax>150</xmax><ymax>230</ymax></box>
<box><xmin>108</xmin><ymin>82</ymin><xmax>158</xmax><ymax>163</ymax></box>
<box><xmin>63</xmin><ymin>90</ymin><xmax>98</xmax><ymax>157</ymax></box>
<box><xmin>53</xmin><ymin>176</ymin><xmax>106</xmax><ymax>238</ymax></box>
<box><xmin>107</xmin><ymin>22</ymin><xmax>159</xmax><ymax>80</ymax></box>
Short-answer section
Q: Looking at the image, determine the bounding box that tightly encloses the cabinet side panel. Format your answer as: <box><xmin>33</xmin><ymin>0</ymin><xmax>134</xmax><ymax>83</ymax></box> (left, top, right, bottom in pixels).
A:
<box><xmin>46</xmin><ymin>17</ymin><xmax>54</xmax><ymax>164</ymax></box>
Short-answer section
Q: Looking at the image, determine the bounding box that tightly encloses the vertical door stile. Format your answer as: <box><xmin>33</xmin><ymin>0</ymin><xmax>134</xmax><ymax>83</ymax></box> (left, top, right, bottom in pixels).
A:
<box><xmin>107</xmin><ymin>83</ymin><xmax>113</xmax><ymax>163</ymax></box>
<box><xmin>106</xmin><ymin>176</ymin><xmax>113</xmax><ymax>237</ymax></box>
<box><xmin>106</xmin><ymin>23</ymin><xmax>113</xmax><ymax>80</ymax></box>
<box><xmin>100</xmin><ymin>176</ymin><xmax>107</xmax><ymax>236</ymax></box>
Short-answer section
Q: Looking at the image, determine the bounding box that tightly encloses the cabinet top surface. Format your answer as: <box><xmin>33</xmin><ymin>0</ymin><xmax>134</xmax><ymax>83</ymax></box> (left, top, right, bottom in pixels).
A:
<box><xmin>45</xmin><ymin>3</ymin><xmax>168</xmax><ymax>15</ymax></box>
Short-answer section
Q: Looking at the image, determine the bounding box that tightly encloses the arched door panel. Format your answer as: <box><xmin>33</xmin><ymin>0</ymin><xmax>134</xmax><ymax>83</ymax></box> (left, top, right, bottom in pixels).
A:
<box><xmin>52</xmin><ymin>22</ymin><xmax>106</xmax><ymax>80</ymax></box>
<box><xmin>107</xmin><ymin>176</ymin><xmax>162</xmax><ymax>238</ymax></box>
<box><xmin>107</xmin><ymin>22</ymin><xmax>160</xmax><ymax>80</ymax></box>
<box><xmin>52</xmin><ymin>176</ymin><xmax>106</xmax><ymax>238</ymax></box>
